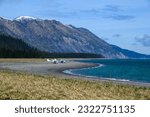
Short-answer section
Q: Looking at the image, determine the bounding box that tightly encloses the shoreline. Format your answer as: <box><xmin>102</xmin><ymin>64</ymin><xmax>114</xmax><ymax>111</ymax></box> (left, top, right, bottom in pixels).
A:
<box><xmin>0</xmin><ymin>59</ymin><xmax>150</xmax><ymax>87</ymax></box>
<box><xmin>51</xmin><ymin>60</ymin><xmax>150</xmax><ymax>88</ymax></box>
<box><xmin>62</xmin><ymin>70</ymin><xmax>150</xmax><ymax>88</ymax></box>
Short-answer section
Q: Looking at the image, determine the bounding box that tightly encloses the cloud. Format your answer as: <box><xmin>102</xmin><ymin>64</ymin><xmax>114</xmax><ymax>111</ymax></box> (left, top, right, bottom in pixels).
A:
<box><xmin>78</xmin><ymin>5</ymin><xmax>135</xmax><ymax>20</ymax></box>
<box><xmin>102</xmin><ymin>5</ymin><xmax>135</xmax><ymax>20</ymax></box>
<box><xmin>104</xmin><ymin>14</ymin><xmax>135</xmax><ymax>20</ymax></box>
<box><xmin>113</xmin><ymin>34</ymin><xmax>121</xmax><ymax>38</ymax></box>
<box><xmin>135</xmin><ymin>34</ymin><xmax>150</xmax><ymax>47</ymax></box>
<box><xmin>103</xmin><ymin>5</ymin><xmax>122</xmax><ymax>12</ymax></box>
<box><xmin>37</xmin><ymin>3</ymin><xmax>135</xmax><ymax>21</ymax></box>
<box><xmin>79</xmin><ymin>5</ymin><xmax>121</xmax><ymax>15</ymax></box>
<box><xmin>79</xmin><ymin>5</ymin><xmax>121</xmax><ymax>14</ymax></box>
<box><xmin>79</xmin><ymin>9</ymin><xmax>100</xmax><ymax>15</ymax></box>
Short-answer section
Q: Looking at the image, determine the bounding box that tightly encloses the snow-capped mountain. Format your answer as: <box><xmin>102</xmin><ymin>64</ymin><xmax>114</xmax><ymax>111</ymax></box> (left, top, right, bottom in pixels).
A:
<box><xmin>14</xmin><ymin>16</ymin><xmax>36</xmax><ymax>21</ymax></box>
<box><xmin>0</xmin><ymin>16</ymin><xmax>148</xmax><ymax>58</ymax></box>
<box><xmin>0</xmin><ymin>16</ymin><xmax>9</xmax><ymax>21</ymax></box>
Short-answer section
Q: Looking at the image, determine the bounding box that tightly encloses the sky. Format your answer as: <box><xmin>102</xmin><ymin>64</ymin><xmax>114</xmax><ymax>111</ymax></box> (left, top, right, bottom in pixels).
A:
<box><xmin>0</xmin><ymin>0</ymin><xmax>150</xmax><ymax>54</ymax></box>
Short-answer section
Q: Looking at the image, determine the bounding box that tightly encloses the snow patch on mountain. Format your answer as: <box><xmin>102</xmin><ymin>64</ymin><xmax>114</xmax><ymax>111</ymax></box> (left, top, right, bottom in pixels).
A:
<box><xmin>14</xmin><ymin>16</ymin><xmax>36</xmax><ymax>21</ymax></box>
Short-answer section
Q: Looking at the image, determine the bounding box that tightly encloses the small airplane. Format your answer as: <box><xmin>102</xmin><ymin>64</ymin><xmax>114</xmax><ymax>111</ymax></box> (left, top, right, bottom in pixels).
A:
<box><xmin>46</xmin><ymin>59</ymin><xmax>58</xmax><ymax>64</ymax></box>
<box><xmin>46</xmin><ymin>59</ymin><xmax>50</xmax><ymax>62</ymax></box>
<box><xmin>46</xmin><ymin>59</ymin><xmax>66</xmax><ymax>64</ymax></box>
<box><xmin>60</xmin><ymin>59</ymin><xmax>66</xmax><ymax>63</ymax></box>
<box><xmin>52</xmin><ymin>59</ymin><xmax>59</xmax><ymax>64</ymax></box>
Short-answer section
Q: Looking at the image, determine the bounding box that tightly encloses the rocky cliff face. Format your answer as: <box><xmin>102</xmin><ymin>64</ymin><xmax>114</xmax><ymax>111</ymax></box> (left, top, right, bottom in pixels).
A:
<box><xmin>0</xmin><ymin>16</ymin><xmax>126</xmax><ymax>58</ymax></box>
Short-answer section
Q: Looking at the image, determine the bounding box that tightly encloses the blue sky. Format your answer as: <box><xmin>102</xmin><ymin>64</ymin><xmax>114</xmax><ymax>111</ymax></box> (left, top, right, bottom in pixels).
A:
<box><xmin>0</xmin><ymin>0</ymin><xmax>150</xmax><ymax>54</ymax></box>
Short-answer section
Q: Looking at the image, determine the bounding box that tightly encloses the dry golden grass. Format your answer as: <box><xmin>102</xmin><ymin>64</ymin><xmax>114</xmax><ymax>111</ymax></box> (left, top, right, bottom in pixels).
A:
<box><xmin>0</xmin><ymin>70</ymin><xmax>150</xmax><ymax>100</ymax></box>
<box><xmin>0</xmin><ymin>58</ymin><xmax>45</xmax><ymax>63</ymax></box>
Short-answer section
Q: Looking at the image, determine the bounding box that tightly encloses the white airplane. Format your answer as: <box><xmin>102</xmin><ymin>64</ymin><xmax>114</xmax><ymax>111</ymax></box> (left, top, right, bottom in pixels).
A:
<box><xmin>52</xmin><ymin>59</ymin><xmax>58</xmax><ymax>64</ymax></box>
<box><xmin>46</xmin><ymin>59</ymin><xmax>50</xmax><ymax>62</ymax></box>
<box><xmin>46</xmin><ymin>59</ymin><xmax>65</xmax><ymax>64</ymax></box>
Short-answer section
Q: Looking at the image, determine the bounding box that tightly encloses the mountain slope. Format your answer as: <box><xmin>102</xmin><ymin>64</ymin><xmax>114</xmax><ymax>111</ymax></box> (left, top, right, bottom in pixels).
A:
<box><xmin>0</xmin><ymin>34</ymin><xmax>49</xmax><ymax>58</ymax></box>
<box><xmin>0</xmin><ymin>16</ymin><xmax>125</xmax><ymax>58</ymax></box>
<box><xmin>0</xmin><ymin>34</ymin><xmax>104</xmax><ymax>58</ymax></box>
<box><xmin>112</xmin><ymin>45</ymin><xmax>150</xmax><ymax>58</ymax></box>
<box><xmin>0</xmin><ymin>16</ymin><xmax>149</xmax><ymax>58</ymax></box>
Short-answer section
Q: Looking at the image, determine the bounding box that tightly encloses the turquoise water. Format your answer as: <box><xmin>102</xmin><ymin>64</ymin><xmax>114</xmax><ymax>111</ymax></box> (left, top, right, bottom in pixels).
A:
<box><xmin>68</xmin><ymin>59</ymin><xmax>150</xmax><ymax>83</ymax></box>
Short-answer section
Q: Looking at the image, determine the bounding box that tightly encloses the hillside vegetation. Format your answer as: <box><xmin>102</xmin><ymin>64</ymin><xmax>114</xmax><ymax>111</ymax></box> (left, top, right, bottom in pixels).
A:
<box><xmin>0</xmin><ymin>35</ymin><xmax>49</xmax><ymax>58</ymax></box>
<box><xmin>0</xmin><ymin>35</ymin><xmax>103</xmax><ymax>58</ymax></box>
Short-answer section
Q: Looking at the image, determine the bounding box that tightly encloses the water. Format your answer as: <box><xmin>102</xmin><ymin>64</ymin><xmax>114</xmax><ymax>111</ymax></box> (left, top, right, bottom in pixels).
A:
<box><xmin>65</xmin><ymin>59</ymin><xmax>150</xmax><ymax>83</ymax></box>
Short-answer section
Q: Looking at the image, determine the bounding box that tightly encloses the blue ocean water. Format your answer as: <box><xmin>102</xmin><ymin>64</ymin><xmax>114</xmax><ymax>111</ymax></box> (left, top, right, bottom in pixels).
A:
<box><xmin>67</xmin><ymin>59</ymin><xmax>150</xmax><ymax>83</ymax></box>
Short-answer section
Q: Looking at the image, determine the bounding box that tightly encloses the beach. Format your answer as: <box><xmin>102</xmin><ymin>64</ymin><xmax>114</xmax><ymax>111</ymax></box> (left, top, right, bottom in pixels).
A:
<box><xmin>0</xmin><ymin>59</ymin><xmax>150</xmax><ymax>99</ymax></box>
<box><xmin>0</xmin><ymin>59</ymin><xmax>150</xmax><ymax>87</ymax></box>
<box><xmin>0</xmin><ymin>59</ymin><xmax>95</xmax><ymax>76</ymax></box>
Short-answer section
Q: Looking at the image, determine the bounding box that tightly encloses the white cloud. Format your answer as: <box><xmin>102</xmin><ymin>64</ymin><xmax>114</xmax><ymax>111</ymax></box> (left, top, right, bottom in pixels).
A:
<box><xmin>135</xmin><ymin>34</ymin><xmax>150</xmax><ymax>47</ymax></box>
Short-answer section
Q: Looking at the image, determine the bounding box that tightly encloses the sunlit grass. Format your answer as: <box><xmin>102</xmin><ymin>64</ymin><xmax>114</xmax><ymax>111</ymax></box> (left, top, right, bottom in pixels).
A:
<box><xmin>0</xmin><ymin>70</ymin><xmax>150</xmax><ymax>100</ymax></box>
<box><xmin>0</xmin><ymin>58</ymin><xmax>45</xmax><ymax>63</ymax></box>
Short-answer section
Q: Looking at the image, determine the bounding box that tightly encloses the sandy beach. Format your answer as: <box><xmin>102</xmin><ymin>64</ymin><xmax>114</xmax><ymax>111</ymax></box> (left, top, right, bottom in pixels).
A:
<box><xmin>0</xmin><ymin>59</ymin><xmax>97</xmax><ymax>78</ymax></box>
<box><xmin>0</xmin><ymin>59</ymin><xmax>150</xmax><ymax>87</ymax></box>
<box><xmin>1</xmin><ymin>59</ymin><xmax>150</xmax><ymax>100</ymax></box>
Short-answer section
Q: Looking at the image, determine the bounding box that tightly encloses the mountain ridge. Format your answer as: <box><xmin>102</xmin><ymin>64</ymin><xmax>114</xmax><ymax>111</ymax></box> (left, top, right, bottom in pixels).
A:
<box><xmin>0</xmin><ymin>16</ymin><xmax>149</xmax><ymax>58</ymax></box>
<box><xmin>112</xmin><ymin>45</ymin><xmax>150</xmax><ymax>58</ymax></box>
<box><xmin>0</xmin><ymin>34</ymin><xmax>103</xmax><ymax>58</ymax></box>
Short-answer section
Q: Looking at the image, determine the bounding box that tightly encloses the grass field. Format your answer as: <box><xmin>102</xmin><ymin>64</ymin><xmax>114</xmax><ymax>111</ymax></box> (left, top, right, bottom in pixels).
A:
<box><xmin>0</xmin><ymin>70</ymin><xmax>150</xmax><ymax>100</ymax></box>
<box><xmin>0</xmin><ymin>58</ymin><xmax>45</xmax><ymax>63</ymax></box>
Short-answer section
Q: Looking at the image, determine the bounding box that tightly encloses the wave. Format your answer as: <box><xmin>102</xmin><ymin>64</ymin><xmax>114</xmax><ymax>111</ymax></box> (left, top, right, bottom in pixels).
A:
<box><xmin>63</xmin><ymin>64</ymin><xmax>130</xmax><ymax>82</ymax></box>
<box><xmin>63</xmin><ymin>64</ymin><xmax>103</xmax><ymax>75</ymax></box>
<box><xmin>103</xmin><ymin>78</ymin><xmax>130</xmax><ymax>82</ymax></box>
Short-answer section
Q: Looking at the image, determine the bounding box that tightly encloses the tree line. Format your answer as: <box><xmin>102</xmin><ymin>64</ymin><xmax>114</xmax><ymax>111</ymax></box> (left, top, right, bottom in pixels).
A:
<box><xmin>0</xmin><ymin>34</ymin><xmax>103</xmax><ymax>58</ymax></box>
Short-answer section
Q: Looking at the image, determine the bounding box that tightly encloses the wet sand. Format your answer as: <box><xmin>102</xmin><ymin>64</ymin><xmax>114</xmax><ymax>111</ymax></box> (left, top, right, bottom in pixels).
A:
<box><xmin>0</xmin><ymin>59</ymin><xmax>150</xmax><ymax>87</ymax></box>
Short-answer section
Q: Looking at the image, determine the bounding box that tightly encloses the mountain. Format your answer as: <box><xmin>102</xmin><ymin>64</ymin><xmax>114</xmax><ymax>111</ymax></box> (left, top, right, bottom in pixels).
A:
<box><xmin>0</xmin><ymin>34</ymin><xmax>49</xmax><ymax>58</ymax></box>
<box><xmin>0</xmin><ymin>34</ymin><xmax>103</xmax><ymax>58</ymax></box>
<box><xmin>112</xmin><ymin>45</ymin><xmax>150</xmax><ymax>59</ymax></box>
<box><xmin>0</xmin><ymin>16</ymin><xmax>125</xmax><ymax>58</ymax></box>
<box><xmin>15</xmin><ymin>16</ymin><xmax>36</xmax><ymax>20</ymax></box>
<box><xmin>0</xmin><ymin>16</ymin><xmax>149</xmax><ymax>58</ymax></box>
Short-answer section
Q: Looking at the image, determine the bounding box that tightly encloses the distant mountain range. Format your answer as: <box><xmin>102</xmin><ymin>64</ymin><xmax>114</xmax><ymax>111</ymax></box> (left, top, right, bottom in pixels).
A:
<box><xmin>112</xmin><ymin>45</ymin><xmax>150</xmax><ymax>58</ymax></box>
<box><xmin>0</xmin><ymin>16</ymin><xmax>149</xmax><ymax>58</ymax></box>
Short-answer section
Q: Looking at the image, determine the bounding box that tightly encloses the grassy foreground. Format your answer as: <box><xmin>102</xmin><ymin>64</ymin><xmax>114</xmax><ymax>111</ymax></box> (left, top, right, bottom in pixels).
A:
<box><xmin>0</xmin><ymin>70</ymin><xmax>150</xmax><ymax>100</ymax></box>
<box><xmin>0</xmin><ymin>58</ymin><xmax>45</xmax><ymax>63</ymax></box>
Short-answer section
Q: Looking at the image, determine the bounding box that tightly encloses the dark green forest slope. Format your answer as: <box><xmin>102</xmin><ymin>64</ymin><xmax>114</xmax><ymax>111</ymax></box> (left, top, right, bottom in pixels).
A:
<box><xmin>0</xmin><ymin>35</ymin><xmax>103</xmax><ymax>58</ymax></box>
<box><xmin>0</xmin><ymin>35</ymin><xmax>50</xmax><ymax>58</ymax></box>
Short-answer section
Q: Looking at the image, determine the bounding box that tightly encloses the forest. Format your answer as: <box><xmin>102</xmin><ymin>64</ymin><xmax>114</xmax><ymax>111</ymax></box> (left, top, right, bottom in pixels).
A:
<box><xmin>0</xmin><ymin>34</ymin><xmax>103</xmax><ymax>58</ymax></box>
